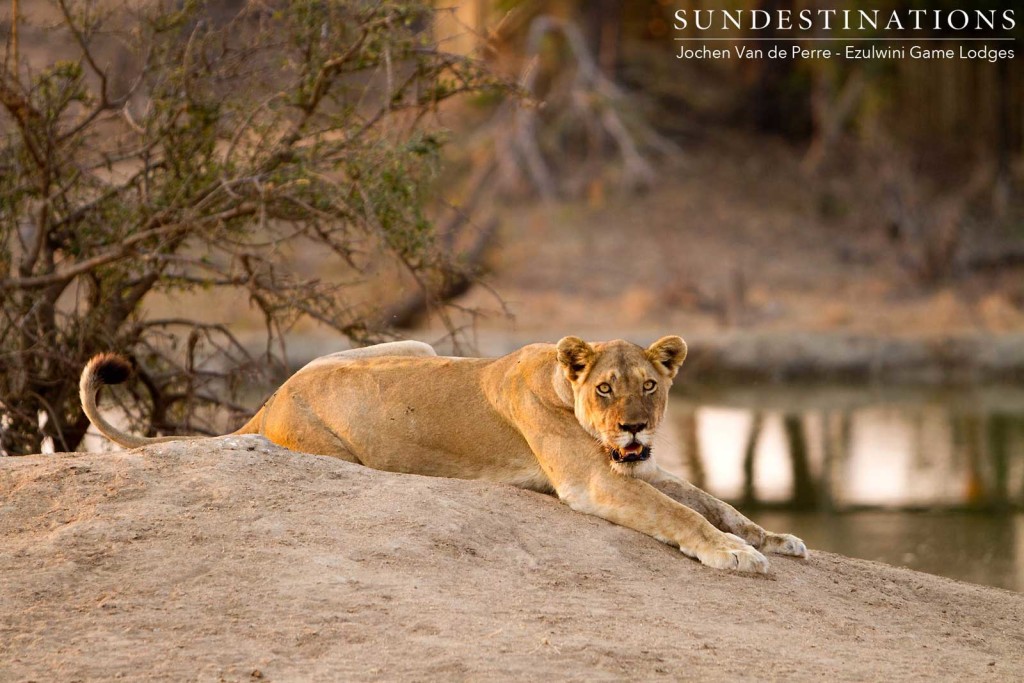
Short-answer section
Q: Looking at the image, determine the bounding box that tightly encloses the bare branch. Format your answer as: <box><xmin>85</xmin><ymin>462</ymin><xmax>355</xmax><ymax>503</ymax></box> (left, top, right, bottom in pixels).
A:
<box><xmin>2</xmin><ymin>204</ymin><xmax>256</xmax><ymax>290</ymax></box>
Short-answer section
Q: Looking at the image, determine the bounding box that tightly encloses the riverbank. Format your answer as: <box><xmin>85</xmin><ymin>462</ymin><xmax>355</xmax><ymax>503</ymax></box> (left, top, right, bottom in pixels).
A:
<box><xmin>681</xmin><ymin>331</ymin><xmax>1024</xmax><ymax>384</ymax></box>
<box><xmin>408</xmin><ymin>329</ymin><xmax>1024</xmax><ymax>385</ymax></box>
<box><xmin>3</xmin><ymin>436</ymin><xmax>1022</xmax><ymax>681</ymax></box>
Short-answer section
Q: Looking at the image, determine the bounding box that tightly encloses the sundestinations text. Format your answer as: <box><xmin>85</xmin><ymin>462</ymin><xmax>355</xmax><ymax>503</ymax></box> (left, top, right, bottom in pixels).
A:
<box><xmin>673</xmin><ymin>8</ymin><xmax>1016</xmax><ymax>32</ymax></box>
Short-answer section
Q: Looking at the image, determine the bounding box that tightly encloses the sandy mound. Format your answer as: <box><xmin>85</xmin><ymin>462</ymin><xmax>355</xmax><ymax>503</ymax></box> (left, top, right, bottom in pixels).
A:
<box><xmin>2</xmin><ymin>436</ymin><xmax>1022</xmax><ymax>681</ymax></box>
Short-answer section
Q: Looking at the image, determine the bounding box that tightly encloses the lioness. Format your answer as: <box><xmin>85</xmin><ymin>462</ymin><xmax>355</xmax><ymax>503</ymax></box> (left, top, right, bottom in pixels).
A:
<box><xmin>80</xmin><ymin>336</ymin><xmax>807</xmax><ymax>573</ymax></box>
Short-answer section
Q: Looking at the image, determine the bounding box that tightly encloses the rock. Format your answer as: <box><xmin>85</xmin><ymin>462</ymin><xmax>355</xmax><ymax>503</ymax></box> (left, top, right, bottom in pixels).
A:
<box><xmin>2</xmin><ymin>436</ymin><xmax>1022</xmax><ymax>680</ymax></box>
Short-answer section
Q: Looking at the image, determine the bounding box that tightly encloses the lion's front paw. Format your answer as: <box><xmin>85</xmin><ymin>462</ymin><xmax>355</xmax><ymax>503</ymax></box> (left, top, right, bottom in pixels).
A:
<box><xmin>762</xmin><ymin>532</ymin><xmax>808</xmax><ymax>558</ymax></box>
<box><xmin>729</xmin><ymin>525</ymin><xmax>766</xmax><ymax>548</ymax></box>
<box><xmin>693</xmin><ymin>537</ymin><xmax>769</xmax><ymax>574</ymax></box>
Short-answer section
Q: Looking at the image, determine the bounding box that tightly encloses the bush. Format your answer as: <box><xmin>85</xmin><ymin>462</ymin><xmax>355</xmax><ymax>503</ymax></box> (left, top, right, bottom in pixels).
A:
<box><xmin>0</xmin><ymin>0</ymin><xmax>498</xmax><ymax>454</ymax></box>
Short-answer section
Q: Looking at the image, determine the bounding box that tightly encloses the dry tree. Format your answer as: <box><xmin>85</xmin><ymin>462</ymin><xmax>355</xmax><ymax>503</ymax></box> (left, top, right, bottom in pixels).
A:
<box><xmin>0</xmin><ymin>0</ymin><xmax>502</xmax><ymax>454</ymax></box>
<box><xmin>473</xmin><ymin>14</ymin><xmax>681</xmax><ymax>202</ymax></box>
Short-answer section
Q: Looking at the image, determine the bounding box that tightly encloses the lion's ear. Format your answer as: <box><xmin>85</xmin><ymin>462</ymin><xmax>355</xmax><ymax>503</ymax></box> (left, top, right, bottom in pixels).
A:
<box><xmin>646</xmin><ymin>335</ymin><xmax>687</xmax><ymax>378</ymax></box>
<box><xmin>556</xmin><ymin>336</ymin><xmax>596</xmax><ymax>382</ymax></box>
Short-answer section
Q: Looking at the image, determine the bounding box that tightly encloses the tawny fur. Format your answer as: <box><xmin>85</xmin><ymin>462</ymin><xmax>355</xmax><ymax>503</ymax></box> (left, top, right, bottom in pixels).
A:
<box><xmin>80</xmin><ymin>336</ymin><xmax>807</xmax><ymax>572</ymax></box>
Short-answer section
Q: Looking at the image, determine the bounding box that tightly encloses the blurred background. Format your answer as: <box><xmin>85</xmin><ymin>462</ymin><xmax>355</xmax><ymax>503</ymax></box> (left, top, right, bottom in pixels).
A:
<box><xmin>434</xmin><ymin>0</ymin><xmax>1024</xmax><ymax>592</ymax></box>
<box><xmin>0</xmin><ymin>0</ymin><xmax>1019</xmax><ymax>589</ymax></box>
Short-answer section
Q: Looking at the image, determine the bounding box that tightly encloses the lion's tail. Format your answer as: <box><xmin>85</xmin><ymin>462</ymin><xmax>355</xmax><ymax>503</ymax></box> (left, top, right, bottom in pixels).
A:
<box><xmin>79</xmin><ymin>353</ymin><xmax>196</xmax><ymax>449</ymax></box>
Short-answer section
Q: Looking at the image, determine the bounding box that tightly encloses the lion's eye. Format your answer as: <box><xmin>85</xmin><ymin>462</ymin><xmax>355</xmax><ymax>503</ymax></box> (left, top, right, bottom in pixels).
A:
<box><xmin>643</xmin><ymin>380</ymin><xmax>657</xmax><ymax>393</ymax></box>
<box><xmin>596</xmin><ymin>383</ymin><xmax>612</xmax><ymax>396</ymax></box>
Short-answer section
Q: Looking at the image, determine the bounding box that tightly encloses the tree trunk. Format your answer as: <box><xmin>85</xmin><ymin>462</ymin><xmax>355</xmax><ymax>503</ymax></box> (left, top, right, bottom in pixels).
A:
<box><xmin>583</xmin><ymin>0</ymin><xmax>623</xmax><ymax>80</ymax></box>
<box><xmin>746</xmin><ymin>0</ymin><xmax>811</xmax><ymax>139</ymax></box>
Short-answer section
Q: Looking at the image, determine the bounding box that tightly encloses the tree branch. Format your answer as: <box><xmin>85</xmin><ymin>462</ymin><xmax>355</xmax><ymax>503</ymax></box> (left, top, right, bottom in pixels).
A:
<box><xmin>1</xmin><ymin>204</ymin><xmax>256</xmax><ymax>290</ymax></box>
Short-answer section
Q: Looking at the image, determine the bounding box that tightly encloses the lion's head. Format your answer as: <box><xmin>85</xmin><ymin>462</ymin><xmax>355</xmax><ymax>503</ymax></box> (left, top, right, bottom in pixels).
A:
<box><xmin>556</xmin><ymin>335</ymin><xmax>687</xmax><ymax>469</ymax></box>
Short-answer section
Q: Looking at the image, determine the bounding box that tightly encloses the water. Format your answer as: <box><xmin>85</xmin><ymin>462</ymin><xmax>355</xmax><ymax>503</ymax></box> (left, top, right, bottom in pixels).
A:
<box><xmin>657</xmin><ymin>383</ymin><xmax>1024</xmax><ymax>592</ymax></box>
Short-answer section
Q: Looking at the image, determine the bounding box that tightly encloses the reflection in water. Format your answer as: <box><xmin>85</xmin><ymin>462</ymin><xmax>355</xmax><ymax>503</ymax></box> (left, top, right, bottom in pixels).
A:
<box><xmin>756</xmin><ymin>511</ymin><xmax>1024</xmax><ymax>592</ymax></box>
<box><xmin>656</xmin><ymin>385</ymin><xmax>1024</xmax><ymax>591</ymax></box>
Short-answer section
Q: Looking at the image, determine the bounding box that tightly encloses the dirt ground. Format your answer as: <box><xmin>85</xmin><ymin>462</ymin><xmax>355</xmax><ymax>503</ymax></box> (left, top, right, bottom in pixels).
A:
<box><xmin>449</xmin><ymin>129</ymin><xmax>1024</xmax><ymax>344</ymax></box>
<box><xmin>3</xmin><ymin>436</ymin><xmax>1022</xmax><ymax>681</ymax></box>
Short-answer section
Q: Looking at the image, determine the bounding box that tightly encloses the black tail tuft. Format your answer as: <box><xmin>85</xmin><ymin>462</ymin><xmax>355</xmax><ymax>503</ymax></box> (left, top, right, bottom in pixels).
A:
<box><xmin>89</xmin><ymin>353</ymin><xmax>135</xmax><ymax>386</ymax></box>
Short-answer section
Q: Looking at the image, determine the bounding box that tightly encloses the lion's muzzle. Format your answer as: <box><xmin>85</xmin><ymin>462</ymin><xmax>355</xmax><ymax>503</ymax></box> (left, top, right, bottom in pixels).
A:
<box><xmin>609</xmin><ymin>444</ymin><xmax>652</xmax><ymax>463</ymax></box>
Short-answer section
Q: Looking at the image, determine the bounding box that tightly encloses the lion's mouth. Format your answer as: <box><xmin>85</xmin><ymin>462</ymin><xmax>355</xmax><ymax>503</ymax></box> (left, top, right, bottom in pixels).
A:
<box><xmin>609</xmin><ymin>443</ymin><xmax>651</xmax><ymax>463</ymax></box>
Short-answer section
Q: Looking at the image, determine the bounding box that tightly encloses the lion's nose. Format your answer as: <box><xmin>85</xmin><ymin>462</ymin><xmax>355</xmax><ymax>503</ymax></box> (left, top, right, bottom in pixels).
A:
<box><xmin>619</xmin><ymin>422</ymin><xmax>647</xmax><ymax>435</ymax></box>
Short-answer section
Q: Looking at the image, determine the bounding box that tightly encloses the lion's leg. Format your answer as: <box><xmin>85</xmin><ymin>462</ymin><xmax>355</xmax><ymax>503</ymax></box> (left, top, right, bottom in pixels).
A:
<box><xmin>648</xmin><ymin>468</ymin><xmax>807</xmax><ymax>558</ymax></box>
<box><xmin>558</xmin><ymin>470</ymin><xmax>769</xmax><ymax>573</ymax></box>
<box><xmin>515</xmin><ymin>404</ymin><xmax>767</xmax><ymax>573</ymax></box>
<box><xmin>258</xmin><ymin>387</ymin><xmax>362</xmax><ymax>462</ymax></box>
